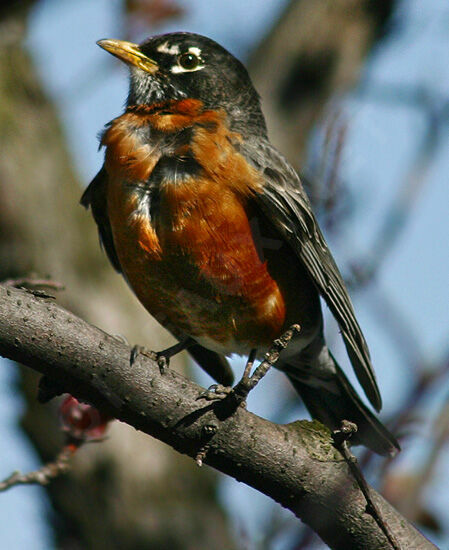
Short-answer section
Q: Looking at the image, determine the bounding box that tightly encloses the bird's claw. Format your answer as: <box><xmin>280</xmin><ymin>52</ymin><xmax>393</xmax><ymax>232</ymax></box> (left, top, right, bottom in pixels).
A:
<box><xmin>130</xmin><ymin>345</ymin><xmax>158</xmax><ymax>366</ymax></box>
<box><xmin>131</xmin><ymin>338</ymin><xmax>193</xmax><ymax>372</ymax></box>
<box><xmin>197</xmin><ymin>384</ymin><xmax>233</xmax><ymax>401</ymax></box>
<box><xmin>156</xmin><ymin>354</ymin><xmax>170</xmax><ymax>374</ymax></box>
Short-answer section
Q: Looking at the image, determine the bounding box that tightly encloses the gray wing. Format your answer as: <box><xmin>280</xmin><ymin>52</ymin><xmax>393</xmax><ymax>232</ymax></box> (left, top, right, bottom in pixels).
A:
<box><xmin>242</xmin><ymin>140</ymin><xmax>381</xmax><ymax>410</ymax></box>
<box><xmin>81</xmin><ymin>166</ymin><xmax>122</xmax><ymax>272</ymax></box>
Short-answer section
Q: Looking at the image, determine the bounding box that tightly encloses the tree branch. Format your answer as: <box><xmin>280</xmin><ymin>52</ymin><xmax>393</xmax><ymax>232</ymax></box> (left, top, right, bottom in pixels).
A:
<box><xmin>0</xmin><ymin>284</ymin><xmax>436</xmax><ymax>550</ymax></box>
<box><xmin>0</xmin><ymin>444</ymin><xmax>76</xmax><ymax>491</ymax></box>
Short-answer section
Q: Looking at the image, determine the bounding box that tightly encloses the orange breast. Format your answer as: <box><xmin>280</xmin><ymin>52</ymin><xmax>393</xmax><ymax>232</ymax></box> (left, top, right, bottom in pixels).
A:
<box><xmin>103</xmin><ymin>102</ymin><xmax>288</xmax><ymax>354</ymax></box>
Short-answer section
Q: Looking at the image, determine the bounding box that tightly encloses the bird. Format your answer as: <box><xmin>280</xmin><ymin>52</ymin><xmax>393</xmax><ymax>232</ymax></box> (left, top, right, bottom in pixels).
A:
<box><xmin>82</xmin><ymin>32</ymin><xmax>399</xmax><ymax>456</ymax></box>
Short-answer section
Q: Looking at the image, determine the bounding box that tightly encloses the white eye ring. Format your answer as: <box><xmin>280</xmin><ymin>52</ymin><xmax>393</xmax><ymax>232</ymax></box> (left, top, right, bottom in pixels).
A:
<box><xmin>170</xmin><ymin>47</ymin><xmax>204</xmax><ymax>74</ymax></box>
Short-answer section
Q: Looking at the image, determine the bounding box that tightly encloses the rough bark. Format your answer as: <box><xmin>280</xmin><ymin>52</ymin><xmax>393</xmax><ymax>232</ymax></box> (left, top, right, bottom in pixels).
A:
<box><xmin>0</xmin><ymin>284</ymin><xmax>437</xmax><ymax>550</ymax></box>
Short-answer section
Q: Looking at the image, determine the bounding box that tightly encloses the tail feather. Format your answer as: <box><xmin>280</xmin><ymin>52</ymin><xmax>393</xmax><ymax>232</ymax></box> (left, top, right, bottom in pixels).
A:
<box><xmin>286</xmin><ymin>362</ymin><xmax>400</xmax><ymax>456</ymax></box>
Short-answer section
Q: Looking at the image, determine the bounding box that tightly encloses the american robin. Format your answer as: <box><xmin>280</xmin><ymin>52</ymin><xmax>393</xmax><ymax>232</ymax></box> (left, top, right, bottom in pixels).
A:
<box><xmin>82</xmin><ymin>32</ymin><xmax>399</xmax><ymax>456</ymax></box>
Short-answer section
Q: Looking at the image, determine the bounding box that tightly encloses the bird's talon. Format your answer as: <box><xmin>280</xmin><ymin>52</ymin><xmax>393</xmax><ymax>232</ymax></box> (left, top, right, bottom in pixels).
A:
<box><xmin>197</xmin><ymin>384</ymin><xmax>233</xmax><ymax>401</ymax></box>
<box><xmin>156</xmin><ymin>355</ymin><xmax>169</xmax><ymax>374</ymax></box>
<box><xmin>130</xmin><ymin>345</ymin><xmax>158</xmax><ymax>366</ymax></box>
<box><xmin>130</xmin><ymin>345</ymin><xmax>142</xmax><ymax>365</ymax></box>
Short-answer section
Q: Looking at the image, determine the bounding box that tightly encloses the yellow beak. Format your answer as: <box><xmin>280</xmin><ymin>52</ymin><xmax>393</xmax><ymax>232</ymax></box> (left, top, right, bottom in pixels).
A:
<box><xmin>97</xmin><ymin>39</ymin><xmax>158</xmax><ymax>74</ymax></box>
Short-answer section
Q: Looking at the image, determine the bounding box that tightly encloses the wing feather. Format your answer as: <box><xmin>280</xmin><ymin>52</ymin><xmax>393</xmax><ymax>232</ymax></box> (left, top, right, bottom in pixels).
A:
<box><xmin>241</xmin><ymin>141</ymin><xmax>382</xmax><ymax>410</ymax></box>
<box><xmin>81</xmin><ymin>167</ymin><xmax>122</xmax><ymax>272</ymax></box>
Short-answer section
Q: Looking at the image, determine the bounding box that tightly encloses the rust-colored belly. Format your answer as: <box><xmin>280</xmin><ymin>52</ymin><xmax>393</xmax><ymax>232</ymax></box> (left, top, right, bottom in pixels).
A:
<box><xmin>107</xmin><ymin>176</ymin><xmax>286</xmax><ymax>354</ymax></box>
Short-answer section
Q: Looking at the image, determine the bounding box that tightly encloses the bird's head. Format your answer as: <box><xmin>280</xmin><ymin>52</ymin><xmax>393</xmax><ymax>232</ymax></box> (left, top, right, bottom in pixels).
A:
<box><xmin>97</xmin><ymin>32</ymin><xmax>266</xmax><ymax>136</ymax></box>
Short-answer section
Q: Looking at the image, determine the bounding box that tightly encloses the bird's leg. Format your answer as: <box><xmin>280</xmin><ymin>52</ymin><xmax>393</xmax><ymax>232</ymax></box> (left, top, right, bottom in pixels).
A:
<box><xmin>194</xmin><ymin>326</ymin><xmax>300</xmax><ymax>466</ymax></box>
<box><xmin>232</xmin><ymin>324</ymin><xmax>301</xmax><ymax>404</ymax></box>
<box><xmin>130</xmin><ymin>337</ymin><xmax>195</xmax><ymax>373</ymax></box>
<box><xmin>199</xmin><ymin>325</ymin><xmax>301</xmax><ymax>404</ymax></box>
<box><xmin>242</xmin><ymin>347</ymin><xmax>258</xmax><ymax>379</ymax></box>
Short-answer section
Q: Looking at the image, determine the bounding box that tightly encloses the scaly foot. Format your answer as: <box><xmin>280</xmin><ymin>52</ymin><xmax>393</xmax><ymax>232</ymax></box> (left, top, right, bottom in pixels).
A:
<box><xmin>130</xmin><ymin>338</ymin><xmax>195</xmax><ymax>373</ymax></box>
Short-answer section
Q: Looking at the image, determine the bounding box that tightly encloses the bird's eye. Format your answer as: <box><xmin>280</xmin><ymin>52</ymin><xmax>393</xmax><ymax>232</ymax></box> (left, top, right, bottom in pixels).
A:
<box><xmin>178</xmin><ymin>52</ymin><xmax>200</xmax><ymax>71</ymax></box>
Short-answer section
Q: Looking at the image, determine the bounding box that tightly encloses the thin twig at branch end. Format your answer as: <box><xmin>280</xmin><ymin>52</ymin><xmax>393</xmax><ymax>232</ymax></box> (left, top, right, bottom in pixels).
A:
<box><xmin>333</xmin><ymin>421</ymin><xmax>402</xmax><ymax>550</ymax></box>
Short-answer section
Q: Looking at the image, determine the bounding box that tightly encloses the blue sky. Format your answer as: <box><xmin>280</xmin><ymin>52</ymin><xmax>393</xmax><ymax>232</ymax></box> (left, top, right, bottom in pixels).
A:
<box><xmin>1</xmin><ymin>0</ymin><xmax>448</xmax><ymax>548</ymax></box>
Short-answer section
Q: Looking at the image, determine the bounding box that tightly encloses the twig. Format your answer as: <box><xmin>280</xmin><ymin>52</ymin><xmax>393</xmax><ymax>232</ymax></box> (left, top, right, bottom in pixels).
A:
<box><xmin>333</xmin><ymin>421</ymin><xmax>401</xmax><ymax>550</ymax></box>
<box><xmin>3</xmin><ymin>277</ymin><xmax>65</xmax><ymax>291</ymax></box>
<box><xmin>195</xmin><ymin>423</ymin><xmax>219</xmax><ymax>467</ymax></box>
<box><xmin>0</xmin><ymin>444</ymin><xmax>78</xmax><ymax>492</ymax></box>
